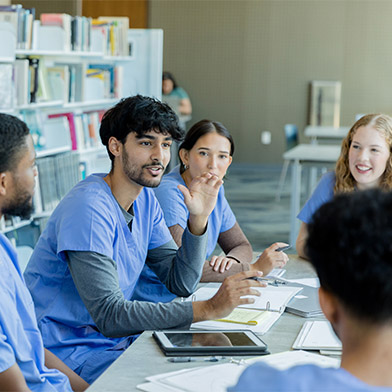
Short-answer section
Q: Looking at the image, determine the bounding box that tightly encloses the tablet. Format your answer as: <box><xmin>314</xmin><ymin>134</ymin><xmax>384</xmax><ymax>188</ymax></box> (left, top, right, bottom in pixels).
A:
<box><xmin>153</xmin><ymin>330</ymin><xmax>269</xmax><ymax>356</ymax></box>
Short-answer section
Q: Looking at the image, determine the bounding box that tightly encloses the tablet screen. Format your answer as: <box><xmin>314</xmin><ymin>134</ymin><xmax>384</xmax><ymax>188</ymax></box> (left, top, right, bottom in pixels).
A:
<box><xmin>165</xmin><ymin>331</ymin><xmax>257</xmax><ymax>348</ymax></box>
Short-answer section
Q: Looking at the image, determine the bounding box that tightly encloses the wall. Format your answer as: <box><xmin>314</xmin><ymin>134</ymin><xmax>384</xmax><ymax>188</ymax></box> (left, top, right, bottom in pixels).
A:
<box><xmin>149</xmin><ymin>0</ymin><xmax>392</xmax><ymax>163</ymax></box>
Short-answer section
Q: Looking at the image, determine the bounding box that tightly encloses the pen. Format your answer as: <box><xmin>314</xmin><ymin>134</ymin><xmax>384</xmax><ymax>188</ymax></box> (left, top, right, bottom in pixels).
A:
<box><xmin>245</xmin><ymin>276</ymin><xmax>287</xmax><ymax>286</ymax></box>
<box><xmin>275</xmin><ymin>245</ymin><xmax>291</xmax><ymax>252</ymax></box>
<box><xmin>167</xmin><ymin>356</ymin><xmax>225</xmax><ymax>363</ymax></box>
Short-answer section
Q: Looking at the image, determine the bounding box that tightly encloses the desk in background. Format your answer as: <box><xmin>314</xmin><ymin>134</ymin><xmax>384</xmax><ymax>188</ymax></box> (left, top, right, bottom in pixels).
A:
<box><xmin>304</xmin><ymin>126</ymin><xmax>349</xmax><ymax>144</ymax></box>
<box><xmin>88</xmin><ymin>255</ymin><xmax>321</xmax><ymax>391</ymax></box>
<box><xmin>283</xmin><ymin>144</ymin><xmax>341</xmax><ymax>246</ymax></box>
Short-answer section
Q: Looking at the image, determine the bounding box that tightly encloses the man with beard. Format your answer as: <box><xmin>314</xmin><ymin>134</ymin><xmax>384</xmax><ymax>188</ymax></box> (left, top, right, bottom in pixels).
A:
<box><xmin>24</xmin><ymin>95</ymin><xmax>264</xmax><ymax>384</ymax></box>
<box><xmin>0</xmin><ymin>113</ymin><xmax>88</xmax><ymax>391</ymax></box>
<box><xmin>230</xmin><ymin>189</ymin><xmax>392</xmax><ymax>391</ymax></box>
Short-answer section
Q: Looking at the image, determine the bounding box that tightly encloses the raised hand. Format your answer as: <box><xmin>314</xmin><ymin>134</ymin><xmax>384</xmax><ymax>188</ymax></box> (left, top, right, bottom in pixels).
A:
<box><xmin>177</xmin><ymin>172</ymin><xmax>222</xmax><ymax>235</ymax></box>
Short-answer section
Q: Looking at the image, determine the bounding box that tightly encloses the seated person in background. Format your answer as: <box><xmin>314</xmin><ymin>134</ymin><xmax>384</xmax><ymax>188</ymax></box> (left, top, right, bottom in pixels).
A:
<box><xmin>24</xmin><ymin>96</ymin><xmax>264</xmax><ymax>384</ymax></box>
<box><xmin>152</xmin><ymin>119</ymin><xmax>289</xmax><ymax>285</ymax></box>
<box><xmin>162</xmin><ymin>71</ymin><xmax>192</xmax><ymax>116</ymax></box>
<box><xmin>296</xmin><ymin>113</ymin><xmax>392</xmax><ymax>259</ymax></box>
<box><xmin>231</xmin><ymin>189</ymin><xmax>392</xmax><ymax>391</ymax></box>
<box><xmin>0</xmin><ymin>113</ymin><xmax>88</xmax><ymax>391</ymax></box>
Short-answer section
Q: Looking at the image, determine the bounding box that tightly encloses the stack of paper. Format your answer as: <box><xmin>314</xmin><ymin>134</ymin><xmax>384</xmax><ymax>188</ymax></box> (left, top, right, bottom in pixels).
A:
<box><xmin>137</xmin><ymin>350</ymin><xmax>340</xmax><ymax>392</ymax></box>
<box><xmin>292</xmin><ymin>320</ymin><xmax>342</xmax><ymax>355</ymax></box>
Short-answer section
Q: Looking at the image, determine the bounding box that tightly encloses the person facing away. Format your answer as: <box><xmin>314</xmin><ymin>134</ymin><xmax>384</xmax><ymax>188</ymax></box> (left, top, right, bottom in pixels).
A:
<box><xmin>152</xmin><ymin>119</ymin><xmax>288</xmax><ymax>283</ymax></box>
<box><xmin>296</xmin><ymin>113</ymin><xmax>392</xmax><ymax>259</ymax></box>
<box><xmin>162</xmin><ymin>71</ymin><xmax>192</xmax><ymax>116</ymax></box>
<box><xmin>0</xmin><ymin>113</ymin><xmax>88</xmax><ymax>391</ymax></box>
<box><xmin>231</xmin><ymin>189</ymin><xmax>392</xmax><ymax>391</ymax></box>
<box><xmin>23</xmin><ymin>95</ymin><xmax>265</xmax><ymax>384</ymax></box>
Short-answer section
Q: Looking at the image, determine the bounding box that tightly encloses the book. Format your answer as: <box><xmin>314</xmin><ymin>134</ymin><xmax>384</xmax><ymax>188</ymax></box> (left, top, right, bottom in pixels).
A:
<box><xmin>0</xmin><ymin>64</ymin><xmax>14</xmax><ymax>109</ymax></box>
<box><xmin>46</xmin><ymin>65</ymin><xmax>70</xmax><ymax>103</ymax></box>
<box><xmin>97</xmin><ymin>16</ymin><xmax>129</xmax><ymax>56</ymax></box>
<box><xmin>188</xmin><ymin>283</ymin><xmax>302</xmax><ymax>312</ymax></box>
<box><xmin>292</xmin><ymin>320</ymin><xmax>342</xmax><ymax>352</ymax></box>
<box><xmin>14</xmin><ymin>59</ymin><xmax>30</xmax><ymax>106</ymax></box>
<box><xmin>39</xmin><ymin>13</ymin><xmax>72</xmax><ymax>51</ymax></box>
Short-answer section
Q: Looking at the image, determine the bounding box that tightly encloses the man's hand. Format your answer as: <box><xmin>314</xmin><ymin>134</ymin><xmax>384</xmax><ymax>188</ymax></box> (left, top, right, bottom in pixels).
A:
<box><xmin>192</xmin><ymin>270</ymin><xmax>267</xmax><ymax>322</ymax></box>
<box><xmin>178</xmin><ymin>172</ymin><xmax>222</xmax><ymax>236</ymax></box>
<box><xmin>251</xmin><ymin>242</ymin><xmax>289</xmax><ymax>276</ymax></box>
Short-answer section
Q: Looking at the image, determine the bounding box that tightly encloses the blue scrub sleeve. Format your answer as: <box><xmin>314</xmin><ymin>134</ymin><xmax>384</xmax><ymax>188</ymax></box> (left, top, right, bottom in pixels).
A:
<box><xmin>0</xmin><ymin>320</ymin><xmax>16</xmax><ymax>373</ymax></box>
<box><xmin>297</xmin><ymin>172</ymin><xmax>336</xmax><ymax>224</ymax></box>
<box><xmin>56</xmin><ymin>190</ymin><xmax>117</xmax><ymax>258</ymax></box>
<box><xmin>220</xmin><ymin>189</ymin><xmax>236</xmax><ymax>233</ymax></box>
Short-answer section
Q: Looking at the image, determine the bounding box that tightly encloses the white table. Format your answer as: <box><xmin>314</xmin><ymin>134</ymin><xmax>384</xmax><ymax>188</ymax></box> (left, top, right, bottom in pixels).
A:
<box><xmin>304</xmin><ymin>126</ymin><xmax>349</xmax><ymax>144</ymax></box>
<box><xmin>283</xmin><ymin>144</ymin><xmax>341</xmax><ymax>245</ymax></box>
<box><xmin>87</xmin><ymin>256</ymin><xmax>321</xmax><ymax>391</ymax></box>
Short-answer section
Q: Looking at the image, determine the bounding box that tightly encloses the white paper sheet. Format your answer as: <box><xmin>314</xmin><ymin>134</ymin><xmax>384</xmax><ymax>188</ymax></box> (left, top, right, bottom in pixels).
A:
<box><xmin>138</xmin><ymin>350</ymin><xmax>340</xmax><ymax>392</ymax></box>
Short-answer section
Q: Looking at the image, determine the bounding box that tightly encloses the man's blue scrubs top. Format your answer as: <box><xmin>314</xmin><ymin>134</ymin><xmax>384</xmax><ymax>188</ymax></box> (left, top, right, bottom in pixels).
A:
<box><xmin>24</xmin><ymin>174</ymin><xmax>172</xmax><ymax>383</ymax></box>
<box><xmin>0</xmin><ymin>233</ymin><xmax>71</xmax><ymax>391</ymax></box>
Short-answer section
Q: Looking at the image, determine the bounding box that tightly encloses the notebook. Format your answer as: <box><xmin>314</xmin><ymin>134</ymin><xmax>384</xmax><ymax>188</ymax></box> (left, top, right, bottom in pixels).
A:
<box><xmin>284</xmin><ymin>282</ymin><xmax>323</xmax><ymax>318</ymax></box>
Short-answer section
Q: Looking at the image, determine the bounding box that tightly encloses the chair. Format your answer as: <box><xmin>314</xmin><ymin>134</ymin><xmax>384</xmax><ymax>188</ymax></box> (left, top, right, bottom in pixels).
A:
<box><xmin>275</xmin><ymin>124</ymin><xmax>298</xmax><ymax>202</ymax></box>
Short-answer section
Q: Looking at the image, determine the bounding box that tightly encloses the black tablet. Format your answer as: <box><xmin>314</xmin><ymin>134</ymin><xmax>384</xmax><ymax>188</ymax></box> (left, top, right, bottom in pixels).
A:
<box><xmin>153</xmin><ymin>330</ymin><xmax>269</xmax><ymax>356</ymax></box>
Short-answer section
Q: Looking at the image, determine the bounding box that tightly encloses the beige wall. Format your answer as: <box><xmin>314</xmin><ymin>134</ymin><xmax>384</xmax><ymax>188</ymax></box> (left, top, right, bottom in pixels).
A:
<box><xmin>149</xmin><ymin>0</ymin><xmax>392</xmax><ymax>163</ymax></box>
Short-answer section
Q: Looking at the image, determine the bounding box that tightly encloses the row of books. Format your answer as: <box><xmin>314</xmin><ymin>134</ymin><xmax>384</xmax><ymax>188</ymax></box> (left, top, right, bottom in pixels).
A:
<box><xmin>21</xmin><ymin>109</ymin><xmax>105</xmax><ymax>152</ymax></box>
<box><xmin>38</xmin><ymin>14</ymin><xmax>129</xmax><ymax>55</ymax></box>
<box><xmin>48</xmin><ymin>110</ymin><xmax>106</xmax><ymax>151</ymax></box>
<box><xmin>0</xmin><ymin>5</ymin><xmax>130</xmax><ymax>55</ymax></box>
<box><xmin>0</xmin><ymin>60</ymin><xmax>124</xmax><ymax>109</ymax></box>
<box><xmin>0</xmin><ymin>152</ymin><xmax>81</xmax><ymax>232</ymax></box>
<box><xmin>0</xmin><ymin>4</ymin><xmax>34</xmax><ymax>50</ymax></box>
<box><xmin>33</xmin><ymin>152</ymin><xmax>80</xmax><ymax>214</ymax></box>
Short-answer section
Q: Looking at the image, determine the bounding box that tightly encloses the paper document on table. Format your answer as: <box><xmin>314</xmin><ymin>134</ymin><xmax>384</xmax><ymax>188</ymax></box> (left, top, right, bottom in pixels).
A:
<box><xmin>191</xmin><ymin>309</ymin><xmax>282</xmax><ymax>334</ymax></box>
<box><xmin>293</xmin><ymin>320</ymin><xmax>342</xmax><ymax>351</ymax></box>
<box><xmin>266</xmin><ymin>268</ymin><xmax>286</xmax><ymax>278</ymax></box>
<box><xmin>187</xmin><ymin>283</ymin><xmax>302</xmax><ymax>312</ymax></box>
<box><xmin>137</xmin><ymin>350</ymin><xmax>340</xmax><ymax>392</ymax></box>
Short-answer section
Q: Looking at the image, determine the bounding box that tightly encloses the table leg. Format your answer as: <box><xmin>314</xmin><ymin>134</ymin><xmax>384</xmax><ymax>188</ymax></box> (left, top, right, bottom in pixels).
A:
<box><xmin>289</xmin><ymin>160</ymin><xmax>301</xmax><ymax>246</ymax></box>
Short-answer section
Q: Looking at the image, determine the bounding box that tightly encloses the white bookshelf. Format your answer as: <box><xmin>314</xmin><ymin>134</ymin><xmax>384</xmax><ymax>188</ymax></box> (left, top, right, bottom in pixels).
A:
<box><xmin>0</xmin><ymin>17</ymin><xmax>163</xmax><ymax>236</ymax></box>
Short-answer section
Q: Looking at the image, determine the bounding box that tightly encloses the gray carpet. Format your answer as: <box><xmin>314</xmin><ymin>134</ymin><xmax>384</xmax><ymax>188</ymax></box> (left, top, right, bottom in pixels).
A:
<box><xmin>222</xmin><ymin>163</ymin><xmax>292</xmax><ymax>254</ymax></box>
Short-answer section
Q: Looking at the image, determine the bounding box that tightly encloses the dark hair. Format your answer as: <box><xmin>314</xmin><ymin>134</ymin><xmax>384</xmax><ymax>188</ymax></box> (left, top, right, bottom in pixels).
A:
<box><xmin>306</xmin><ymin>189</ymin><xmax>392</xmax><ymax>323</ymax></box>
<box><xmin>100</xmin><ymin>95</ymin><xmax>184</xmax><ymax>162</ymax></box>
<box><xmin>0</xmin><ymin>113</ymin><xmax>30</xmax><ymax>173</ymax></box>
<box><xmin>162</xmin><ymin>71</ymin><xmax>178</xmax><ymax>89</ymax></box>
<box><xmin>178</xmin><ymin>119</ymin><xmax>235</xmax><ymax>173</ymax></box>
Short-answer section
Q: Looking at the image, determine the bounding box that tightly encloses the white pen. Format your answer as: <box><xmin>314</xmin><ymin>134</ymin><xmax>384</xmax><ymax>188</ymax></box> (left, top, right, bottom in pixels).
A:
<box><xmin>167</xmin><ymin>356</ymin><xmax>225</xmax><ymax>363</ymax></box>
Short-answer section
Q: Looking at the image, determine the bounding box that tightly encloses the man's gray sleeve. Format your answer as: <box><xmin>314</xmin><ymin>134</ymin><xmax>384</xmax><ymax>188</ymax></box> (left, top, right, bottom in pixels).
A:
<box><xmin>146</xmin><ymin>226</ymin><xmax>208</xmax><ymax>297</ymax></box>
<box><xmin>67</xmin><ymin>250</ymin><xmax>194</xmax><ymax>338</ymax></box>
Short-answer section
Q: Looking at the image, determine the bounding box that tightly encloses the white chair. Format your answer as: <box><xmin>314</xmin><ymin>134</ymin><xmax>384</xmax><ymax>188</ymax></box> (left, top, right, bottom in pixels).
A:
<box><xmin>275</xmin><ymin>124</ymin><xmax>298</xmax><ymax>202</ymax></box>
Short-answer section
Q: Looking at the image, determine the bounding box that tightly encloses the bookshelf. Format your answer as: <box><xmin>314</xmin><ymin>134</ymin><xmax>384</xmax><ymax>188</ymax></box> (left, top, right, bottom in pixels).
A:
<box><xmin>0</xmin><ymin>8</ymin><xmax>163</xmax><ymax>240</ymax></box>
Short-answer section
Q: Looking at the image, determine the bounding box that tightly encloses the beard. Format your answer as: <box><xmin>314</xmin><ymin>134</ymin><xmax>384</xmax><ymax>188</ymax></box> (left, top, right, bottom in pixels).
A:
<box><xmin>122</xmin><ymin>150</ymin><xmax>165</xmax><ymax>188</ymax></box>
<box><xmin>2</xmin><ymin>183</ymin><xmax>34</xmax><ymax>220</ymax></box>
